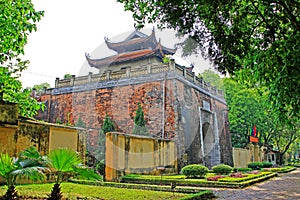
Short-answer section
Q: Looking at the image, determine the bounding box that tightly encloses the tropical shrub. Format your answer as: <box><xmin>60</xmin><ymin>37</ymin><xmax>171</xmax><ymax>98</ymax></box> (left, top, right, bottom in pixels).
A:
<box><xmin>212</xmin><ymin>164</ymin><xmax>233</xmax><ymax>175</ymax></box>
<box><xmin>181</xmin><ymin>164</ymin><xmax>208</xmax><ymax>178</ymax></box>
<box><xmin>0</xmin><ymin>146</ymin><xmax>48</xmax><ymax>200</ymax></box>
<box><xmin>48</xmin><ymin>148</ymin><xmax>101</xmax><ymax>200</ymax></box>
<box><xmin>248</xmin><ymin>162</ymin><xmax>264</xmax><ymax>170</ymax></box>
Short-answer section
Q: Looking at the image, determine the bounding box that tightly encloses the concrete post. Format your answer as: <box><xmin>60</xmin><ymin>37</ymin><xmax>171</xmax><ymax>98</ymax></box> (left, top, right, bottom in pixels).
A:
<box><xmin>70</xmin><ymin>75</ymin><xmax>75</xmax><ymax>86</ymax></box>
<box><xmin>254</xmin><ymin>144</ymin><xmax>260</xmax><ymax>162</ymax></box>
<box><xmin>193</xmin><ymin>72</ymin><xmax>196</xmax><ymax>82</ymax></box>
<box><xmin>106</xmin><ymin>70</ymin><xmax>112</xmax><ymax>80</ymax></box>
<box><xmin>183</xmin><ymin>67</ymin><xmax>187</xmax><ymax>77</ymax></box>
<box><xmin>55</xmin><ymin>77</ymin><xmax>59</xmax><ymax>88</ymax></box>
<box><xmin>169</xmin><ymin>58</ymin><xmax>175</xmax><ymax>71</ymax></box>
<box><xmin>88</xmin><ymin>72</ymin><xmax>93</xmax><ymax>83</ymax></box>
<box><xmin>126</xmin><ymin>67</ymin><xmax>131</xmax><ymax>77</ymax></box>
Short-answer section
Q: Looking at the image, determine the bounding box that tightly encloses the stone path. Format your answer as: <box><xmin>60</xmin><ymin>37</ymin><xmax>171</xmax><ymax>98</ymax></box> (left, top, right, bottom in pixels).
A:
<box><xmin>211</xmin><ymin>168</ymin><xmax>300</xmax><ymax>200</ymax></box>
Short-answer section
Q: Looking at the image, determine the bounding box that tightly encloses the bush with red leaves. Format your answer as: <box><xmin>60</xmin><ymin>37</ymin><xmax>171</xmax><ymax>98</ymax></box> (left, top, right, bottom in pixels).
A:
<box><xmin>207</xmin><ymin>175</ymin><xmax>225</xmax><ymax>181</ymax></box>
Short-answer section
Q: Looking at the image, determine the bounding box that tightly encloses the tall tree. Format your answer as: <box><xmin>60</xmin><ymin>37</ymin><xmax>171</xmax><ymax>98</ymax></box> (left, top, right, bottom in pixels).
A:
<box><xmin>32</xmin><ymin>82</ymin><xmax>51</xmax><ymax>94</ymax></box>
<box><xmin>0</xmin><ymin>0</ymin><xmax>44</xmax><ymax>118</ymax></box>
<box><xmin>117</xmin><ymin>0</ymin><xmax>300</xmax><ymax>122</ymax></box>
<box><xmin>133</xmin><ymin>103</ymin><xmax>148</xmax><ymax>135</ymax></box>
<box><xmin>271</xmin><ymin>123</ymin><xmax>300</xmax><ymax>165</ymax></box>
<box><xmin>102</xmin><ymin>115</ymin><xmax>115</xmax><ymax>134</ymax></box>
<box><xmin>199</xmin><ymin>69</ymin><xmax>224</xmax><ymax>91</ymax></box>
<box><xmin>223</xmin><ymin>78</ymin><xmax>272</xmax><ymax>148</ymax></box>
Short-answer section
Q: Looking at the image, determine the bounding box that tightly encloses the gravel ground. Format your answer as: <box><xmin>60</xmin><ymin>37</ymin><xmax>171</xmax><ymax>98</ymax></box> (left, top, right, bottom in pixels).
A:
<box><xmin>212</xmin><ymin>168</ymin><xmax>300</xmax><ymax>200</ymax></box>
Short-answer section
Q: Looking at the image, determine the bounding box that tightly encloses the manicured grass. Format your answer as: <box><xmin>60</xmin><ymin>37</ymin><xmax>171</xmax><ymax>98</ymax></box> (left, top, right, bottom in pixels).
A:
<box><xmin>0</xmin><ymin>183</ymin><xmax>188</xmax><ymax>200</ymax></box>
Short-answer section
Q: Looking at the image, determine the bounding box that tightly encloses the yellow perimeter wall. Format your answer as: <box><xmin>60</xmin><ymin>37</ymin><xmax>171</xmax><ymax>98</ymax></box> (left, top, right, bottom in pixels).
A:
<box><xmin>233</xmin><ymin>144</ymin><xmax>264</xmax><ymax>168</ymax></box>
<box><xmin>105</xmin><ymin>132</ymin><xmax>177</xmax><ymax>181</ymax></box>
<box><xmin>0</xmin><ymin>121</ymin><xmax>85</xmax><ymax>158</ymax></box>
<box><xmin>49</xmin><ymin>127</ymin><xmax>78</xmax><ymax>151</ymax></box>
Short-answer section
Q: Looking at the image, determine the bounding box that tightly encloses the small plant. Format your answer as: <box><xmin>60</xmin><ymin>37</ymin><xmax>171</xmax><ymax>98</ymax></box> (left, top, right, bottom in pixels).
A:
<box><xmin>95</xmin><ymin>159</ymin><xmax>105</xmax><ymax>175</ymax></box>
<box><xmin>181</xmin><ymin>164</ymin><xmax>208</xmax><ymax>178</ymax></box>
<box><xmin>248</xmin><ymin>162</ymin><xmax>264</xmax><ymax>170</ymax></box>
<box><xmin>212</xmin><ymin>164</ymin><xmax>233</xmax><ymax>175</ymax></box>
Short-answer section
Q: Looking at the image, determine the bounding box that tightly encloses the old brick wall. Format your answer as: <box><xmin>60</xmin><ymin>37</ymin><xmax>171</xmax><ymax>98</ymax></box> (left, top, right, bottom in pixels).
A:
<box><xmin>167</xmin><ymin>78</ymin><xmax>232</xmax><ymax>168</ymax></box>
<box><xmin>38</xmin><ymin>72</ymin><xmax>232</xmax><ymax>168</ymax></box>
<box><xmin>40</xmin><ymin>81</ymin><xmax>167</xmax><ymax>155</ymax></box>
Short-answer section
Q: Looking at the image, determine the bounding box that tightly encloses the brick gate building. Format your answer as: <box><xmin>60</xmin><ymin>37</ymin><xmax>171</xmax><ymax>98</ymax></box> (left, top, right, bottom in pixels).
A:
<box><xmin>37</xmin><ymin>29</ymin><xmax>233</xmax><ymax>169</ymax></box>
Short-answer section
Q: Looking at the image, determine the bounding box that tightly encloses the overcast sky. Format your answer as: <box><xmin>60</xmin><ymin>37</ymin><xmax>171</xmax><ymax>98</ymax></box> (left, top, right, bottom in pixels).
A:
<box><xmin>21</xmin><ymin>0</ymin><xmax>211</xmax><ymax>88</ymax></box>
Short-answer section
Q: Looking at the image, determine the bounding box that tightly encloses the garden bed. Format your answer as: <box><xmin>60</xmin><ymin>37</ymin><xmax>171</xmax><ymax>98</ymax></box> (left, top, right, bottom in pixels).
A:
<box><xmin>263</xmin><ymin>166</ymin><xmax>296</xmax><ymax>173</ymax></box>
<box><xmin>121</xmin><ymin>171</ymin><xmax>277</xmax><ymax>188</ymax></box>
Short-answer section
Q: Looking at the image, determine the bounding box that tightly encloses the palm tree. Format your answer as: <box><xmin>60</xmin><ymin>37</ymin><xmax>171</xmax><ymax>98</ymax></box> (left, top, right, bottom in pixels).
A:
<box><xmin>47</xmin><ymin>148</ymin><xmax>81</xmax><ymax>200</ymax></box>
<box><xmin>47</xmin><ymin>148</ymin><xmax>101</xmax><ymax>200</ymax></box>
<box><xmin>0</xmin><ymin>146</ymin><xmax>49</xmax><ymax>200</ymax></box>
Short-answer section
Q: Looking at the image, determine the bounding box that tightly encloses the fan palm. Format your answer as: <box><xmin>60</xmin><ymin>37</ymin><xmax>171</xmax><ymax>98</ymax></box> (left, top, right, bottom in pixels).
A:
<box><xmin>0</xmin><ymin>146</ymin><xmax>49</xmax><ymax>200</ymax></box>
<box><xmin>47</xmin><ymin>148</ymin><xmax>82</xmax><ymax>200</ymax></box>
<box><xmin>47</xmin><ymin>148</ymin><xmax>102</xmax><ymax>200</ymax></box>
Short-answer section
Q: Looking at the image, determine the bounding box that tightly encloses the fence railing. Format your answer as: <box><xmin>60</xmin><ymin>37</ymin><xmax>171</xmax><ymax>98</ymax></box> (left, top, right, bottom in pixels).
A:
<box><xmin>54</xmin><ymin>60</ymin><xmax>224</xmax><ymax>97</ymax></box>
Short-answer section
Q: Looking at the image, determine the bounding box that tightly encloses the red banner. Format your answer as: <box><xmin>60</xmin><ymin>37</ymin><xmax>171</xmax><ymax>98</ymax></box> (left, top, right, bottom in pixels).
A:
<box><xmin>250</xmin><ymin>136</ymin><xmax>259</xmax><ymax>143</ymax></box>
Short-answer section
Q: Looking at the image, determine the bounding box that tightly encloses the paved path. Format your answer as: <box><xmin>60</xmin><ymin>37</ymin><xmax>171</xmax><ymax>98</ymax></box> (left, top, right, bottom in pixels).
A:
<box><xmin>211</xmin><ymin>168</ymin><xmax>300</xmax><ymax>200</ymax></box>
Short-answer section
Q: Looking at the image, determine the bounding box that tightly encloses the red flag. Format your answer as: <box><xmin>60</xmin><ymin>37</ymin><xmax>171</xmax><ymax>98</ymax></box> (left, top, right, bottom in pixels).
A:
<box><xmin>253</xmin><ymin>125</ymin><xmax>257</xmax><ymax>137</ymax></box>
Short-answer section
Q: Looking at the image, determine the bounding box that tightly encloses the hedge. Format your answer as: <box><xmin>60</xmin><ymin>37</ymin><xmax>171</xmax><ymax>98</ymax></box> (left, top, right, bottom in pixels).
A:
<box><xmin>181</xmin><ymin>164</ymin><xmax>208</xmax><ymax>178</ymax></box>
<box><xmin>212</xmin><ymin>164</ymin><xmax>233</xmax><ymax>175</ymax></box>
<box><xmin>248</xmin><ymin>162</ymin><xmax>264</xmax><ymax>170</ymax></box>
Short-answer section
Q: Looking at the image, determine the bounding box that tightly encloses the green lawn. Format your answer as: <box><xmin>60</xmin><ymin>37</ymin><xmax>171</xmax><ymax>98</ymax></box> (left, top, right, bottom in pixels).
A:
<box><xmin>0</xmin><ymin>183</ymin><xmax>187</xmax><ymax>200</ymax></box>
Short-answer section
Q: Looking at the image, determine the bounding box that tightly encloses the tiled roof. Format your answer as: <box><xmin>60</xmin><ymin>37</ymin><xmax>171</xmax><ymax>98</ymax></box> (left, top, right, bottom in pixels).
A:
<box><xmin>105</xmin><ymin>30</ymin><xmax>157</xmax><ymax>53</ymax></box>
<box><xmin>86</xmin><ymin>29</ymin><xmax>177</xmax><ymax>68</ymax></box>
<box><xmin>104</xmin><ymin>29</ymin><xmax>176</xmax><ymax>55</ymax></box>
<box><xmin>86</xmin><ymin>49</ymin><xmax>159</xmax><ymax>69</ymax></box>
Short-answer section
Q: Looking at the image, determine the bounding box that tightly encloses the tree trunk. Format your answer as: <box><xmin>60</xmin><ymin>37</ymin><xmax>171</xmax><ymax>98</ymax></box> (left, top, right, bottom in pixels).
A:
<box><xmin>1</xmin><ymin>185</ymin><xmax>19</xmax><ymax>200</ymax></box>
<box><xmin>278</xmin><ymin>153</ymin><xmax>285</xmax><ymax>166</ymax></box>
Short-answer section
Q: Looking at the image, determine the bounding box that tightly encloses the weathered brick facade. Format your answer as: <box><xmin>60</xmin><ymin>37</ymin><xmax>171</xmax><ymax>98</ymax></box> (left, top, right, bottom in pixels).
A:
<box><xmin>38</xmin><ymin>65</ymin><xmax>233</xmax><ymax>169</ymax></box>
<box><xmin>37</xmin><ymin>30</ymin><xmax>233</xmax><ymax>169</ymax></box>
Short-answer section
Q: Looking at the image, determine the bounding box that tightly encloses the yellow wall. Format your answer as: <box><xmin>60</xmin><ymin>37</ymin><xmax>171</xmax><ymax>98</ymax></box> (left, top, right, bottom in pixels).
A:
<box><xmin>105</xmin><ymin>132</ymin><xmax>177</xmax><ymax>181</ymax></box>
<box><xmin>0</xmin><ymin>126</ymin><xmax>18</xmax><ymax>156</ymax></box>
<box><xmin>233</xmin><ymin>145</ymin><xmax>265</xmax><ymax>168</ymax></box>
<box><xmin>49</xmin><ymin>127</ymin><xmax>78</xmax><ymax>151</ymax></box>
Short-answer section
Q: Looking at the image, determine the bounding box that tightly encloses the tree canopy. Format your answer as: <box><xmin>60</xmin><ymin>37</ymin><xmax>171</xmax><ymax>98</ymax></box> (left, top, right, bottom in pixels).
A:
<box><xmin>117</xmin><ymin>0</ymin><xmax>300</xmax><ymax>121</ymax></box>
<box><xmin>201</xmin><ymin>70</ymin><xmax>299</xmax><ymax>162</ymax></box>
<box><xmin>0</xmin><ymin>0</ymin><xmax>44</xmax><ymax>118</ymax></box>
<box><xmin>32</xmin><ymin>82</ymin><xmax>51</xmax><ymax>94</ymax></box>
